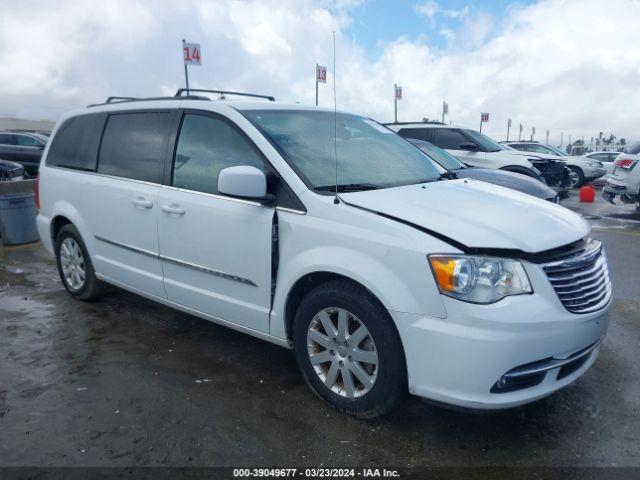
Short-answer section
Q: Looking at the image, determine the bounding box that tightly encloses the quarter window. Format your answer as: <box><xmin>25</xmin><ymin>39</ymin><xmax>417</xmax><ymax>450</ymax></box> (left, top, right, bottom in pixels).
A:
<box><xmin>47</xmin><ymin>114</ymin><xmax>105</xmax><ymax>171</ymax></box>
<box><xmin>172</xmin><ymin>114</ymin><xmax>265</xmax><ymax>195</ymax></box>
<box><xmin>98</xmin><ymin>112</ymin><xmax>173</xmax><ymax>183</ymax></box>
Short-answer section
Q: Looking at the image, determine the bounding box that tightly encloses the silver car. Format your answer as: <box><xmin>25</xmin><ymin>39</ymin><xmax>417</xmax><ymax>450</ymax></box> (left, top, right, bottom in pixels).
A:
<box><xmin>602</xmin><ymin>143</ymin><xmax>640</xmax><ymax>210</ymax></box>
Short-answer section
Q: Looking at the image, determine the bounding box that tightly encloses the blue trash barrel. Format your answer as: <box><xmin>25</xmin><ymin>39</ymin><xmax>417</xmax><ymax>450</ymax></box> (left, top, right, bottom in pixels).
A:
<box><xmin>0</xmin><ymin>192</ymin><xmax>39</xmax><ymax>245</ymax></box>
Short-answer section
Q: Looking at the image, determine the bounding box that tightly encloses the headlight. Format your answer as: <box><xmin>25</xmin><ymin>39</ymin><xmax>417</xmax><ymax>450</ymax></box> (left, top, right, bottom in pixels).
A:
<box><xmin>428</xmin><ymin>255</ymin><xmax>532</xmax><ymax>304</ymax></box>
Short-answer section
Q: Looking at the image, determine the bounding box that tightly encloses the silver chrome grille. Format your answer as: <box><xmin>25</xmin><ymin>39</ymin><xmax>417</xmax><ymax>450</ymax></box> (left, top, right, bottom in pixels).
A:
<box><xmin>542</xmin><ymin>239</ymin><xmax>612</xmax><ymax>314</ymax></box>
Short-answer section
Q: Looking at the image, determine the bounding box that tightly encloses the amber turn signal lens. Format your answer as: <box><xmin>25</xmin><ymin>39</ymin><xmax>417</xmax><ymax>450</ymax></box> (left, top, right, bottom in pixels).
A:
<box><xmin>429</xmin><ymin>257</ymin><xmax>457</xmax><ymax>292</ymax></box>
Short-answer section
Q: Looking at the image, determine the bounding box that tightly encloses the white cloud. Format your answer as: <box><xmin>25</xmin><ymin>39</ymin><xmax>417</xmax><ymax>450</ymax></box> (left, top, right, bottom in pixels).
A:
<box><xmin>415</xmin><ymin>0</ymin><xmax>440</xmax><ymax>21</ymax></box>
<box><xmin>0</xmin><ymin>0</ymin><xmax>638</xmax><ymax>145</ymax></box>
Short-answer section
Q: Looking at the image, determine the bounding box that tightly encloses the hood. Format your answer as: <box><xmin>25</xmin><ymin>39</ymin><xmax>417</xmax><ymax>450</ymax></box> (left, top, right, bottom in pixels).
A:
<box><xmin>503</xmin><ymin>149</ymin><xmax>565</xmax><ymax>162</ymax></box>
<box><xmin>455</xmin><ymin>168</ymin><xmax>556</xmax><ymax>199</ymax></box>
<box><xmin>341</xmin><ymin>179</ymin><xmax>589</xmax><ymax>253</ymax></box>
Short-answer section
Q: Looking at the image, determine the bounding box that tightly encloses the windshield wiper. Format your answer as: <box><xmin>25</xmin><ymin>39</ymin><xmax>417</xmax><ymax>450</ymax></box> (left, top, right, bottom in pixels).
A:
<box><xmin>314</xmin><ymin>183</ymin><xmax>382</xmax><ymax>192</ymax></box>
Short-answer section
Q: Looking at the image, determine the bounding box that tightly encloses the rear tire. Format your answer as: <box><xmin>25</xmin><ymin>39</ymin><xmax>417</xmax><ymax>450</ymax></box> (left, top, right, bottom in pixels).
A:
<box><xmin>568</xmin><ymin>166</ymin><xmax>585</xmax><ymax>188</ymax></box>
<box><xmin>55</xmin><ymin>224</ymin><xmax>104</xmax><ymax>301</ymax></box>
<box><xmin>292</xmin><ymin>279</ymin><xmax>407</xmax><ymax>419</ymax></box>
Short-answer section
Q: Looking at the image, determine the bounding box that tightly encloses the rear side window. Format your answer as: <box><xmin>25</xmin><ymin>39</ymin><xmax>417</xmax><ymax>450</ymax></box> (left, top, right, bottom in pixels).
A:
<box><xmin>397</xmin><ymin>128</ymin><xmax>430</xmax><ymax>141</ymax></box>
<box><xmin>98</xmin><ymin>112</ymin><xmax>173</xmax><ymax>183</ymax></box>
<box><xmin>172</xmin><ymin>113</ymin><xmax>265</xmax><ymax>195</ymax></box>
<box><xmin>431</xmin><ymin>129</ymin><xmax>470</xmax><ymax>150</ymax></box>
<box><xmin>47</xmin><ymin>114</ymin><xmax>105</xmax><ymax>170</ymax></box>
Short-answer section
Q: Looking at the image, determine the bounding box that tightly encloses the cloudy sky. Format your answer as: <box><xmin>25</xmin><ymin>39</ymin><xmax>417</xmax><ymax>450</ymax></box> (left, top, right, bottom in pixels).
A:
<box><xmin>1</xmin><ymin>0</ymin><xmax>638</xmax><ymax>145</ymax></box>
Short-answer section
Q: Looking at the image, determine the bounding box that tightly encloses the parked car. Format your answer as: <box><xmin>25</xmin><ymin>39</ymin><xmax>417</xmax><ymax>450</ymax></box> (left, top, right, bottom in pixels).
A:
<box><xmin>37</xmin><ymin>92</ymin><xmax>611</xmax><ymax>418</ymax></box>
<box><xmin>387</xmin><ymin>123</ymin><xmax>572</xmax><ymax>196</ymax></box>
<box><xmin>502</xmin><ymin>141</ymin><xmax>606</xmax><ymax>188</ymax></box>
<box><xmin>387</xmin><ymin>122</ymin><xmax>542</xmax><ymax>179</ymax></box>
<box><xmin>0</xmin><ymin>158</ymin><xmax>25</xmax><ymax>181</ymax></box>
<box><xmin>584</xmin><ymin>151</ymin><xmax>621</xmax><ymax>181</ymax></box>
<box><xmin>0</xmin><ymin>131</ymin><xmax>47</xmax><ymax>176</ymax></box>
<box><xmin>500</xmin><ymin>144</ymin><xmax>573</xmax><ymax>196</ymax></box>
<box><xmin>602</xmin><ymin>142</ymin><xmax>640</xmax><ymax>211</ymax></box>
<box><xmin>407</xmin><ymin>138</ymin><xmax>559</xmax><ymax>202</ymax></box>
<box><xmin>8</xmin><ymin>129</ymin><xmax>52</xmax><ymax>138</ymax></box>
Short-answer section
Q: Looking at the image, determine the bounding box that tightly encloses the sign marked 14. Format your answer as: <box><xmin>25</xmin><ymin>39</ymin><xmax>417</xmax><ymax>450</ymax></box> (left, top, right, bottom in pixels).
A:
<box><xmin>183</xmin><ymin>42</ymin><xmax>201</xmax><ymax>65</ymax></box>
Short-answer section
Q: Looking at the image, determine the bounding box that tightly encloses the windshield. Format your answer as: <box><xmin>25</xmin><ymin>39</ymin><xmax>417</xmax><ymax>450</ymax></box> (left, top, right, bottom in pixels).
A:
<box><xmin>243</xmin><ymin>110</ymin><xmax>445</xmax><ymax>190</ymax></box>
<box><xmin>463</xmin><ymin>129</ymin><xmax>502</xmax><ymax>152</ymax></box>
<box><xmin>413</xmin><ymin>141</ymin><xmax>465</xmax><ymax>170</ymax></box>
<box><xmin>543</xmin><ymin>144</ymin><xmax>567</xmax><ymax>156</ymax></box>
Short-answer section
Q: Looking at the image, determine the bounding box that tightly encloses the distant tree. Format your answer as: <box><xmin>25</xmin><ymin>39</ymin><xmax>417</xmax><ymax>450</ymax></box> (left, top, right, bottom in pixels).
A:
<box><xmin>620</xmin><ymin>138</ymin><xmax>626</xmax><ymax>146</ymax></box>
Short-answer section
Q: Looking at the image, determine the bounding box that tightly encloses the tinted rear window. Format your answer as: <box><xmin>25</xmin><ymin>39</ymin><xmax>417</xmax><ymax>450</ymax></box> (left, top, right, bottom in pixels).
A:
<box><xmin>397</xmin><ymin>128</ymin><xmax>430</xmax><ymax>141</ymax></box>
<box><xmin>46</xmin><ymin>114</ymin><xmax>105</xmax><ymax>170</ymax></box>
<box><xmin>98</xmin><ymin>112</ymin><xmax>173</xmax><ymax>183</ymax></box>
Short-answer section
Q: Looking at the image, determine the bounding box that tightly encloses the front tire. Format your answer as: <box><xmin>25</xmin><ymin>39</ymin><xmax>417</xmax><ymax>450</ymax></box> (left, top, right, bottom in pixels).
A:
<box><xmin>292</xmin><ymin>280</ymin><xmax>407</xmax><ymax>419</ymax></box>
<box><xmin>568</xmin><ymin>166</ymin><xmax>585</xmax><ymax>188</ymax></box>
<box><xmin>55</xmin><ymin>224</ymin><xmax>104</xmax><ymax>301</ymax></box>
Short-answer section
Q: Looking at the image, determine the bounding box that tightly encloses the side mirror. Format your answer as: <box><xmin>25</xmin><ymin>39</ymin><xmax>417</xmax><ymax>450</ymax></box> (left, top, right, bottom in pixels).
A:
<box><xmin>218</xmin><ymin>166</ymin><xmax>274</xmax><ymax>204</ymax></box>
<box><xmin>459</xmin><ymin>142</ymin><xmax>479</xmax><ymax>152</ymax></box>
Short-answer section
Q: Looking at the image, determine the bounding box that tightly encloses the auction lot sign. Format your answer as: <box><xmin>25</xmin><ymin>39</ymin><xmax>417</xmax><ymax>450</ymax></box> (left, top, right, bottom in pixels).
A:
<box><xmin>183</xmin><ymin>42</ymin><xmax>201</xmax><ymax>65</ymax></box>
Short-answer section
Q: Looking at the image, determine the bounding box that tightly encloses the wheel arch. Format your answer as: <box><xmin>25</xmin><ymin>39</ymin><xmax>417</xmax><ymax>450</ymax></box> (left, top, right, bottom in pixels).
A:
<box><xmin>51</xmin><ymin>215</ymin><xmax>72</xmax><ymax>242</ymax></box>
<box><xmin>48</xmin><ymin>200</ymin><xmax>94</xmax><ymax>255</ymax></box>
<box><xmin>283</xmin><ymin>271</ymin><xmax>388</xmax><ymax>342</ymax></box>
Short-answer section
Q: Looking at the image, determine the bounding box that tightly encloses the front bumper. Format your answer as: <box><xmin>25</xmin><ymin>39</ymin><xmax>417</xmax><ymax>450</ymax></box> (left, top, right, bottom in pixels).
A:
<box><xmin>391</xmin><ymin>262</ymin><xmax>611</xmax><ymax>410</ymax></box>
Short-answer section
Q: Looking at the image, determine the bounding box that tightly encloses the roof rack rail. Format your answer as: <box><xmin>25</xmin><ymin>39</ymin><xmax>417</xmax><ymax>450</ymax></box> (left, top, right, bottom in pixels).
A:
<box><xmin>106</xmin><ymin>96</ymin><xmax>139</xmax><ymax>104</ymax></box>
<box><xmin>87</xmin><ymin>95</ymin><xmax>211</xmax><ymax>108</ymax></box>
<box><xmin>175</xmin><ymin>88</ymin><xmax>275</xmax><ymax>102</ymax></box>
<box><xmin>383</xmin><ymin>120</ymin><xmax>447</xmax><ymax>126</ymax></box>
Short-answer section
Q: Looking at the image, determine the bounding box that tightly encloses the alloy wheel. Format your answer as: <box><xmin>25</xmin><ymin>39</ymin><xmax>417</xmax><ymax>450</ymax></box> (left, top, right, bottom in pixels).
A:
<box><xmin>568</xmin><ymin>169</ymin><xmax>580</xmax><ymax>187</ymax></box>
<box><xmin>306</xmin><ymin>307</ymin><xmax>378</xmax><ymax>399</ymax></box>
<box><xmin>60</xmin><ymin>237</ymin><xmax>86</xmax><ymax>291</ymax></box>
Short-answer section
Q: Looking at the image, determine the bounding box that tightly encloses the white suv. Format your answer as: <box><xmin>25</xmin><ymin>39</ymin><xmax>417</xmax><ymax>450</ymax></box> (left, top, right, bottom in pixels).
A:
<box><xmin>37</xmin><ymin>92</ymin><xmax>611</xmax><ymax>417</ymax></box>
<box><xmin>387</xmin><ymin>123</ymin><xmax>543</xmax><ymax>179</ymax></box>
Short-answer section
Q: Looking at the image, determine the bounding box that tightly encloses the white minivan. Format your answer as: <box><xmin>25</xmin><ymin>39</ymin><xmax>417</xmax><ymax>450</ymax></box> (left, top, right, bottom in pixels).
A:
<box><xmin>37</xmin><ymin>91</ymin><xmax>612</xmax><ymax>418</ymax></box>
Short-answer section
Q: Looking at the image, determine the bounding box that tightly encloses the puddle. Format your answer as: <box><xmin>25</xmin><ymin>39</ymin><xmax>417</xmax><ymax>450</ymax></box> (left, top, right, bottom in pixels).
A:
<box><xmin>0</xmin><ymin>293</ymin><xmax>55</xmax><ymax>321</ymax></box>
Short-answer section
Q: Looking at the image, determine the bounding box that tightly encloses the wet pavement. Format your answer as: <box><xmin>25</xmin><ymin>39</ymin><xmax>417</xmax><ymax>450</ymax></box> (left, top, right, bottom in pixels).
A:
<box><xmin>0</xmin><ymin>192</ymin><xmax>639</xmax><ymax>468</ymax></box>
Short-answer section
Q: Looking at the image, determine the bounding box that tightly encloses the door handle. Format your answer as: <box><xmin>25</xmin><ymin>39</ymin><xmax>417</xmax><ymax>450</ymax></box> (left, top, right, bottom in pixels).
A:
<box><xmin>161</xmin><ymin>204</ymin><xmax>185</xmax><ymax>215</ymax></box>
<box><xmin>132</xmin><ymin>197</ymin><xmax>153</xmax><ymax>209</ymax></box>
